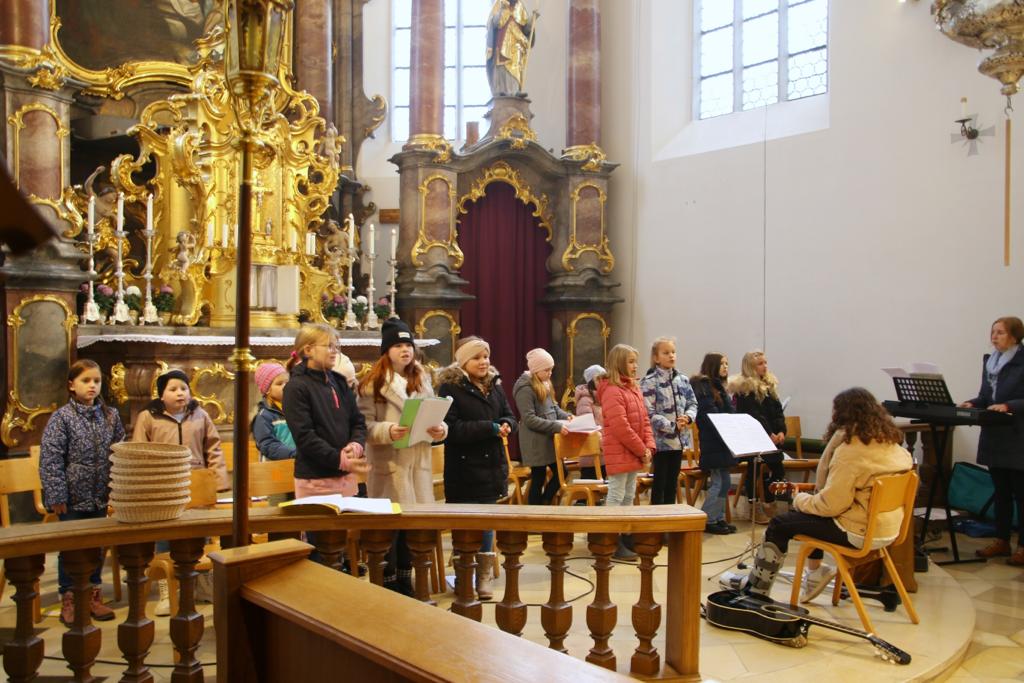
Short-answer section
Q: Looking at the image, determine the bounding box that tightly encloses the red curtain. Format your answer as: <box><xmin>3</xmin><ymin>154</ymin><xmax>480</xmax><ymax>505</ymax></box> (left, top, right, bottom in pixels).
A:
<box><xmin>458</xmin><ymin>180</ymin><xmax>552</xmax><ymax>398</ymax></box>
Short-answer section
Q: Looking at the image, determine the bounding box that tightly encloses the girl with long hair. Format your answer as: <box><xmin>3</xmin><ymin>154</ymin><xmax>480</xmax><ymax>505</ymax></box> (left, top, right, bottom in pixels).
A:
<box><xmin>690</xmin><ymin>353</ymin><xmax>736</xmax><ymax>535</ymax></box>
<box><xmin>512</xmin><ymin>348</ymin><xmax>571</xmax><ymax>505</ymax></box>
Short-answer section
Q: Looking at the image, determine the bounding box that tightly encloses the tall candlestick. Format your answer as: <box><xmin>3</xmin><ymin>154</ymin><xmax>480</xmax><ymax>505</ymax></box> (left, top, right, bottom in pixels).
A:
<box><xmin>365</xmin><ymin>238</ymin><xmax>378</xmax><ymax>330</ymax></box>
<box><xmin>391</xmin><ymin>227</ymin><xmax>397</xmax><ymax>261</ymax></box>
<box><xmin>83</xmin><ymin>218</ymin><xmax>101</xmax><ymax>323</ymax></box>
<box><xmin>142</xmin><ymin>194</ymin><xmax>159</xmax><ymax>324</ymax></box>
<box><xmin>368</xmin><ymin>222</ymin><xmax>375</xmax><ymax>258</ymax></box>
<box><xmin>111</xmin><ymin>193</ymin><xmax>132</xmax><ymax>324</ymax></box>
<box><xmin>343</xmin><ymin>213</ymin><xmax>358</xmax><ymax>329</ymax></box>
<box><xmin>347</xmin><ymin>213</ymin><xmax>355</xmax><ymax>253</ymax></box>
<box><xmin>87</xmin><ymin>195</ymin><xmax>95</xmax><ymax>236</ymax></box>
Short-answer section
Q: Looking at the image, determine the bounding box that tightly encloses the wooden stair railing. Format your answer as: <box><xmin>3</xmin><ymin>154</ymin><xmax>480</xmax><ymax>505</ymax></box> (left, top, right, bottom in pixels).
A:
<box><xmin>0</xmin><ymin>503</ymin><xmax>706</xmax><ymax>682</ymax></box>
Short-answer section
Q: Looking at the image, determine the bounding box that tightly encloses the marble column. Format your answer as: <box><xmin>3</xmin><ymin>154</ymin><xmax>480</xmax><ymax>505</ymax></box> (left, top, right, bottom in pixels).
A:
<box><xmin>0</xmin><ymin>0</ymin><xmax>49</xmax><ymax>52</ymax></box>
<box><xmin>408</xmin><ymin>0</ymin><xmax>444</xmax><ymax>142</ymax></box>
<box><xmin>566</xmin><ymin>0</ymin><xmax>601</xmax><ymax>148</ymax></box>
<box><xmin>294</xmin><ymin>0</ymin><xmax>333</xmax><ymax>123</ymax></box>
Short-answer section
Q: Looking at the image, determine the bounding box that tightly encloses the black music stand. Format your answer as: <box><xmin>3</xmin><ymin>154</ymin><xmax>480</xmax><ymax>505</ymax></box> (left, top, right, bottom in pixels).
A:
<box><xmin>890</xmin><ymin>376</ymin><xmax>983</xmax><ymax>566</ymax></box>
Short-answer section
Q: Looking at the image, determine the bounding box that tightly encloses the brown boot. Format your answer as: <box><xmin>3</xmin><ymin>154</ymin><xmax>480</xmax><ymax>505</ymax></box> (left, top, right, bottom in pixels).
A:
<box><xmin>59</xmin><ymin>591</ymin><xmax>75</xmax><ymax>627</ymax></box>
<box><xmin>753</xmin><ymin>503</ymin><xmax>772</xmax><ymax>525</ymax></box>
<box><xmin>90</xmin><ymin>587</ymin><xmax>115</xmax><ymax>621</ymax></box>
<box><xmin>1008</xmin><ymin>547</ymin><xmax>1024</xmax><ymax>566</ymax></box>
<box><xmin>976</xmin><ymin>538</ymin><xmax>1011</xmax><ymax>558</ymax></box>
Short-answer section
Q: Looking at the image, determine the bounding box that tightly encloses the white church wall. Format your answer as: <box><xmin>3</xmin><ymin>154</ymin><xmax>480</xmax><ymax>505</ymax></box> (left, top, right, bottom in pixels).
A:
<box><xmin>604</xmin><ymin>0</ymin><xmax>1023</xmax><ymax>455</ymax></box>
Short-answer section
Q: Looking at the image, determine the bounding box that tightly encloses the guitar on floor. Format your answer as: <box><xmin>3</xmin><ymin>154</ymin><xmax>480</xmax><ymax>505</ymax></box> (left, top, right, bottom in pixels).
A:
<box><xmin>703</xmin><ymin>589</ymin><xmax>911</xmax><ymax>665</ymax></box>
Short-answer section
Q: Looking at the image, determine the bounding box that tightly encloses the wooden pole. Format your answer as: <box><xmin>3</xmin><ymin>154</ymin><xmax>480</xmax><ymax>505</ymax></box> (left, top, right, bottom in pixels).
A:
<box><xmin>232</xmin><ymin>136</ymin><xmax>254</xmax><ymax>547</ymax></box>
<box><xmin>1005</xmin><ymin>116</ymin><xmax>1012</xmax><ymax>267</ymax></box>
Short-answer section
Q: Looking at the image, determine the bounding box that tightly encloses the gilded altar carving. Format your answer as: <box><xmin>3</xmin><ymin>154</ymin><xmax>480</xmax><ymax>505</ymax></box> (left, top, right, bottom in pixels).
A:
<box><xmin>364</xmin><ymin>95</ymin><xmax>389</xmax><ymax>139</ymax></box>
<box><xmin>415</xmin><ymin>309</ymin><xmax>462</xmax><ymax>366</ymax></box>
<box><xmin>26</xmin><ymin>64</ymin><xmax>69</xmax><ymax>91</ymax></box>
<box><xmin>494</xmin><ymin>113</ymin><xmax>537</xmax><ymax>150</ymax></box>
<box><xmin>1</xmin><ymin>296</ymin><xmax>77</xmax><ymax>447</ymax></box>
<box><xmin>560</xmin><ymin>312</ymin><xmax>610</xmax><ymax>408</ymax></box>
<box><xmin>412</xmin><ymin>174</ymin><xmax>461</xmax><ymax>268</ymax></box>
<box><xmin>407</xmin><ymin>133</ymin><xmax>453</xmax><ymax>164</ymax></box>
<box><xmin>191</xmin><ymin>363</ymin><xmax>236</xmax><ymax>425</ymax></box>
<box><xmin>563</xmin><ymin>181</ymin><xmax>613</xmax><ymax>273</ymax></box>
<box><xmin>6</xmin><ymin>103</ymin><xmax>69</xmax><ymax>194</ymax></box>
<box><xmin>457</xmin><ymin>161</ymin><xmax>553</xmax><ymax>242</ymax></box>
<box><xmin>109</xmin><ymin>363</ymin><xmax>129</xmax><ymax>405</ymax></box>
<box><xmin>561</xmin><ymin>143</ymin><xmax>607</xmax><ymax>173</ymax></box>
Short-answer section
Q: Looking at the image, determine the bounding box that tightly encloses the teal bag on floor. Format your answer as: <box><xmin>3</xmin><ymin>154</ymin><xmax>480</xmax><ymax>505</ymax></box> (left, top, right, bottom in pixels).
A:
<box><xmin>948</xmin><ymin>461</ymin><xmax>1019</xmax><ymax>526</ymax></box>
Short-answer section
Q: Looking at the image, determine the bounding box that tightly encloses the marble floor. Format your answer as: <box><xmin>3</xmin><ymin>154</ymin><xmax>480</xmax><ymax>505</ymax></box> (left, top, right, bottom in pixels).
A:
<box><xmin>2</xmin><ymin>517</ymin><xmax>1022</xmax><ymax>682</ymax></box>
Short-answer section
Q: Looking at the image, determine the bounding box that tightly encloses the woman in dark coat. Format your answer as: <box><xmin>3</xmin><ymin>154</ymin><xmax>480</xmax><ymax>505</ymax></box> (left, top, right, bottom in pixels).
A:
<box><xmin>436</xmin><ymin>336</ymin><xmax>518</xmax><ymax>599</ymax></box>
<box><xmin>729</xmin><ymin>349</ymin><xmax>787</xmax><ymax>524</ymax></box>
<box><xmin>963</xmin><ymin>316</ymin><xmax>1024</xmax><ymax>565</ymax></box>
<box><xmin>691</xmin><ymin>353</ymin><xmax>736</xmax><ymax>535</ymax></box>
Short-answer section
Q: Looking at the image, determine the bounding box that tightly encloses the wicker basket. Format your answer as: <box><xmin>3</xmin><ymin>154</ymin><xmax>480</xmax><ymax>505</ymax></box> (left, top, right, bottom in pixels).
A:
<box><xmin>110</xmin><ymin>478</ymin><xmax>191</xmax><ymax>492</ymax></box>
<box><xmin>110</xmin><ymin>442</ymin><xmax>192</xmax><ymax>461</ymax></box>
<box><xmin>110</xmin><ymin>462</ymin><xmax>191</xmax><ymax>477</ymax></box>
<box><xmin>112</xmin><ymin>496</ymin><xmax>190</xmax><ymax>524</ymax></box>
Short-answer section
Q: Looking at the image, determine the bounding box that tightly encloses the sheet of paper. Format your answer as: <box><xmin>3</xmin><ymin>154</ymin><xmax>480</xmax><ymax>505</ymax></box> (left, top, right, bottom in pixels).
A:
<box><xmin>560</xmin><ymin>413</ymin><xmax>599</xmax><ymax>433</ymax></box>
<box><xmin>910</xmin><ymin>362</ymin><xmax>942</xmax><ymax>376</ymax></box>
<box><xmin>882</xmin><ymin>367</ymin><xmax>910</xmax><ymax>379</ymax></box>
<box><xmin>707</xmin><ymin>413</ymin><xmax>778</xmax><ymax>457</ymax></box>
<box><xmin>393</xmin><ymin>397</ymin><xmax>453</xmax><ymax>449</ymax></box>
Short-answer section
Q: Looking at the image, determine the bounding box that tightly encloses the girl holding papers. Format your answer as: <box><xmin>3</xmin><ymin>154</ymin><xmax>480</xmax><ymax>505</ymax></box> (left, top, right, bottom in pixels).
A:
<box><xmin>358</xmin><ymin>319</ymin><xmax>448</xmax><ymax>595</ymax></box>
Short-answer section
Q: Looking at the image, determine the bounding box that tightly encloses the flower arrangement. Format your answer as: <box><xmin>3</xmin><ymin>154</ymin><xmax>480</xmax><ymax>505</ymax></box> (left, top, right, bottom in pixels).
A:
<box><xmin>153</xmin><ymin>285</ymin><xmax>175</xmax><ymax>313</ymax></box>
<box><xmin>321</xmin><ymin>292</ymin><xmax>347</xmax><ymax>319</ymax></box>
<box><xmin>94</xmin><ymin>283</ymin><xmax>115</xmax><ymax>315</ymax></box>
<box><xmin>374</xmin><ymin>296</ymin><xmax>391</xmax><ymax>320</ymax></box>
<box><xmin>124</xmin><ymin>285</ymin><xmax>142</xmax><ymax>313</ymax></box>
<box><xmin>352</xmin><ymin>295</ymin><xmax>368</xmax><ymax>323</ymax></box>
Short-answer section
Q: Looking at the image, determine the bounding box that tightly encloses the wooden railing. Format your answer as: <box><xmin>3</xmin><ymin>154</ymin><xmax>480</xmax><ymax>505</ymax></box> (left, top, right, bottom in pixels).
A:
<box><xmin>0</xmin><ymin>504</ymin><xmax>706</xmax><ymax>682</ymax></box>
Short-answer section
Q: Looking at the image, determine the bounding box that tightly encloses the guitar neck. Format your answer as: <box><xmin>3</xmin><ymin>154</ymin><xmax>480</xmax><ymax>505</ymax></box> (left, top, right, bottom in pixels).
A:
<box><xmin>800</xmin><ymin>613</ymin><xmax>910</xmax><ymax>664</ymax></box>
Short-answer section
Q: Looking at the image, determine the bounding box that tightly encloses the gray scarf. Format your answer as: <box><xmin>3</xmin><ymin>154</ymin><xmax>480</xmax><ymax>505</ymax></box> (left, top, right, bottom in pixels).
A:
<box><xmin>986</xmin><ymin>345</ymin><xmax>1019</xmax><ymax>397</ymax></box>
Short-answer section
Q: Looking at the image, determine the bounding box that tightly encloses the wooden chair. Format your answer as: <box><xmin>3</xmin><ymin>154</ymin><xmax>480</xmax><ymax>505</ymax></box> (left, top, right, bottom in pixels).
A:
<box><xmin>221</xmin><ymin>440</ymin><xmax>260</xmax><ymax>473</ymax></box>
<box><xmin>782</xmin><ymin>416</ymin><xmax>818</xmax><ymax>483</ymax></box>
<box><xmin>248</xmin><ymin>458</ymin><xmax>295</xmax><ymax>499</ymax></box>
<box><xmin>430</xmin><ymin>445</ymin><xmax>446</xmax><ymax>593</ymax></box>
<box><xmin>552</xmin><ymin>432</ymin><xmax>607</xmax><ymax>506</ymax></box>
<box><xmin>502</xmin><ymin>436</ymin><xmax>533</xmax><ymax>505</ymax></box>
<box><xmin>1</xmin><ymin>449</ymin><xmax>59</xmax><ymax>622</ymax></box>
<box><xmin>144</xmin><ymin>468</ymin><xmax>220</xmax><ymax>617</ymax></box>
<box><xmin>674</xmin><ymin>425</ymin><xmax>733</xmax><ymax>523</ymax></box>
<box><xmin>789</xmin><ymin>470</ymin><xmax>920</xmax><ymax>635</ymax></box>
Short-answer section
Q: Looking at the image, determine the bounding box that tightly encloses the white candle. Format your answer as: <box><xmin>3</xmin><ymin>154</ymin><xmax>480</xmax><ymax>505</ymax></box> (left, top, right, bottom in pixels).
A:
<box><xmin>961</xmin><ymin>96</ymin><xmax>968</xmax><ymax>119</ymax></box>
<box><xmin>116</xmin><ymin>193</ymin><xmax>124</xmax><ymax>231</ymax></box>
<box><xmin>207</xmin><ymin>219</ymin><xmax>215</xmax><ymax>247</ymax></box>
<box><xmin>221</xmin><ymin>223</ymin><xmax>229</xmax><ymax>248</ymax></box>
<box><xmin>368</xmin><ymin>223</ymin><xmax>375</xmax><ymax>258</ymax></box>
<box><xmin>307</xmin><ymin>233</ymin><xmax>315</xmax><ymax>255</ymax></box>
<box><xmin>290</xmin><ymin>230</ymin><xmax>297</xmax><ymax>252</ymax></box>
<box><xmin>391</xmin><ymin>227</ymin><xmax>397</xmax><ymax>261</ymax></box>
<box><xmin>146</xmin><ymin>194</ymin><xmax>153</xmax><ymax>232</ymax></box>
<box><xmin>347</xmin><ymin>213</ymin><xmax>355</xmax><ymax>253</ymax></box>
<box><xmin>87</xmin><ymin>195</ymin><xmax>95</xmax><ymax>236</ymax></box>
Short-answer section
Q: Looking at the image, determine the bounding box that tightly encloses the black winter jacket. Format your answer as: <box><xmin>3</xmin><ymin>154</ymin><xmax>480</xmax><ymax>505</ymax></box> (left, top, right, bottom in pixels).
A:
<box><xmin>692</xmin><ymin>377</ymin><xmax>735</xmax><ymax>470</ymax></box>
<box><xmin>436</xmin><ymin>365</ymin><xmax>518</xmax><ymax>503</ymax></box>
<box><xmin>283</xmin><ymin>361</ymin><xmax>367</xmax><ymax>480</ymax></box>
<box><xmin>969</xmin><ymin>346</ymin><xmax>1024</xmax><ymax>471</ymax></box>
<box><xmin>735</xmin><ymin>389</ymin><xmax>786</xmax><ymax>437</ymax></box>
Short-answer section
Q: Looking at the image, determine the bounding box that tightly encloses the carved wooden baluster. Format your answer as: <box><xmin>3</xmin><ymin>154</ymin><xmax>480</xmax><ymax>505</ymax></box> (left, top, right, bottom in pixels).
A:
<box><xmin>541</xmin><ymin>531</ymin><xmax>574</xmax><ymax>653</ymax></box>
<box><xmin>586</xmin><ymin>532</ymin><xmax>618</xmax><ymax>670</ymax></box>
<box><xmin>405</xmin><ymin>529</ymin><xmax>439</xmax><ymax>605</ymax></box>
<box><xmin>62</xmin><ymin>547</ymin><xmax>103</xmax><ymax>682</ymax></box>
<box><xmin>168</xmin><ymin>538</ymin><xmax>205</xmax><ymax>682</ymax></box>
<box><xmin>117</xmin><ymin>542</ymin><xmax>156</xmax><ymax>683</ymax></box>
<box><xmin>2</xmin><ymin>555</ymin><xmax>45</xmax><ymax>683</ymax></box>
<box><xmin>450</xmin><ymin>529</ymin><xmax>483</xmax><ymax>621</ymax></box>
<box><xmin>494</xmin><ymin>531</ymin><xmax>528</xmax><ymax>637</ymax></box>
<box><xmin>630</xmin><ymin>532</ymin><xmax>663</xmax><ymax>676</ymax></box>
<box><xmin>310</xmin><ymin>530</ymin><xmax>348</xmax><ymax>572</ymax></box>
<box><xmin>361</xmin><ymin>529</ymin><xmax>394</xmax><ymax>587</ymax></box>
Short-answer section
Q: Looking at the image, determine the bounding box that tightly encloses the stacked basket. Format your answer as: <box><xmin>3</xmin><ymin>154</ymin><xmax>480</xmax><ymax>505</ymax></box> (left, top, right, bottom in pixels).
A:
<box><xmin>109</xmin><ymin>442</ymin><xmax>192</xmax><ymax>523</ymax></box>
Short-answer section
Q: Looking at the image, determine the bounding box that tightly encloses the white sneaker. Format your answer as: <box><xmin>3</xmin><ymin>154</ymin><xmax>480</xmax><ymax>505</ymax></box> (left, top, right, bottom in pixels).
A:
<box><xmin>155</xmin><ymin>579</ymin><xmax>171</xmax><ymax>616</ymax></box>
<box><xmin>718</xmin><ymin>571</ymin><xmax>747</xmax><ymax>591</ymax></box>
<box><xmin>800</xmin><ymin>564</ymin><xmax>837</xmax><ymax>603</ymax></box>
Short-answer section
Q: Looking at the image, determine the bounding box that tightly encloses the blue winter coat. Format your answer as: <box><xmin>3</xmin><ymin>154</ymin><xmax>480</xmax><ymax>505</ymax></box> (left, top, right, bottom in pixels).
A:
<box><xmin>640</xmin><ymin>366</ymin><xmax>698</xmax><ymax>452</ymax></box>
<box><xmin>39</xmin><ymin>399</ymin><xmax>125</xmax><ymax>512</ymax></box>
<box><xmin>251</xmin><ymin>399</ymin><xmax>296</xmax><ymax>461</ymax></box>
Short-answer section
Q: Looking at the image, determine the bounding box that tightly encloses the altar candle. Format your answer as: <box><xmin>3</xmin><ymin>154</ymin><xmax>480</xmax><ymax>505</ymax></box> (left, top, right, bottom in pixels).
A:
<box><xmin>221</xmin><ymin>223</ymin><xmax>229</xmax><ymax>248</ymax></box>
<box><xmin>146</xmin><ymin>194</ymin><xmax>153</xmax><ymax>232</ymax></box>
<box><xmin>87</xmin><ymin>195</ymin><xmax>95</xmax><ymax>236</ymax></box>
<box><xmin>347</xmin><ymin>213</ymin><xmax>355</xmax><ymax>253</ymax></box>
<box><xmin>290</xmin><ymin>230</ymin><xmax>297</xmax><ymax>252</ymax></box>
<box><xmin>961</xmin><ymin>96</ymin><xmax>968</xmax><ymax>119</ymax></box>
<box><xmin>391</xmin><ymin>227</ymin><xmax>397</xmax><ymax>261</ymax></box>
<box><xmin>116</xmin><ymin>193</ymin><xmax>124</xmax><ymax>232</ymax></box>
<box><xmin>368</xmin><ymin>223</ymin><xmax>375</xmax><ymax>258</ymax></box>
<box><xmin>207</xmin><ymin>219</ymin><xmax>215</xmax><ymax>247</ymax></box>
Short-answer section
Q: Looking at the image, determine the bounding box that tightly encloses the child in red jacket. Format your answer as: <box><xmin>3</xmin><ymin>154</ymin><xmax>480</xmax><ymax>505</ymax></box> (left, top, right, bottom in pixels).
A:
<box><xmin>596</xmin><ymin>344</ymin><xmax>656</xmax><ymax>560</ymax></box>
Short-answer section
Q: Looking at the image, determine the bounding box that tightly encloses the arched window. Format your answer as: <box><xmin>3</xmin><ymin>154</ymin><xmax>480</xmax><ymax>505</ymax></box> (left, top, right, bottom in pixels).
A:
<box><xmin>696</xmin><ymin>0</ymin><xmax>828</xmax><ymax>120</ymax></box>
<box><xmin>392</xmin><ymin>0</ymin><xmax>492</xmax><ymax>142</ymax></box>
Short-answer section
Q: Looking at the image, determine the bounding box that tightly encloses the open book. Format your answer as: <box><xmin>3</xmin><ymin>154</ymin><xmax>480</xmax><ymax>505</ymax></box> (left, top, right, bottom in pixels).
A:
<box><xmin>392</xmin><ymin>397</ymin><xmax>453</xmax><ymax>449</ymax></box>
<box><xmin>279</xmin><ymin>494</ymin><xmax>400</xmax><ymax>515</ymax></box>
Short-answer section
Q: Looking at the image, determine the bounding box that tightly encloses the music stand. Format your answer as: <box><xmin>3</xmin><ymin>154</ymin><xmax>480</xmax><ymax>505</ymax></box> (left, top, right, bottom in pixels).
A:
<box><xmin>887</xmin><ymin>375</ymin><xmax>983</xmax><ymax>566</ymax></box>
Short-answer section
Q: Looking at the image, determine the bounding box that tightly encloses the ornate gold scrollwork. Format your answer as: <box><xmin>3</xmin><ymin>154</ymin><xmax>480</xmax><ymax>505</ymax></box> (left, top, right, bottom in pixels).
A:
<box><xmin>559</xmin><ymin>312</ymin><xmax>611</xmax><ymax>409</ymax></box>
<box><xmin>406</xmin><ymin>133</ymin><xmax>453</xmax><ymax>163</ymax></box>
<box><xmin>457</xmin><ymin>161</ymin><xmax>553</xmax><ymax>242</ymax></box>
<box><xmin>364</xmin><ymin>94</ymin><xmax>389</xmax><ymax>139</ymax></box>
<box><xmin>495</xmin><ymin>113</ymin><xmax>537</xmax><ymax>150</ymax></box>
<box><xmin>1</xmin><ymin>296</ymin><xmax>77</xmax><ymax>447</ymax></box>
<box><xmin>415</xmin><ymin>309</ymin><xmax>461</xmax><ymax>366</ymax></box>
<box><xmin>27</xmin><ymin>64</ymin><xmax>69</xmax><ymax>91</ymax></box>
<box><xmin>190</xmin><ymin>362</ymin><xmax>237</xmax><ymax>425</ymax></box>
<box><xmin>412</xmin><ymin>174</ymin><xmax>463</xmax><ymax>268</ymax></box>
<box><xmin>149</xmin><ymin>361</ymin><xmax>171</xmax><ymax>399</ymax></box>
<box><xmin>562</xmin><ymin>181</ymin><xmax>613</xmax><ymax>273</ymax></box>
<box><xmin>353</xmin><ymin>362</ymin><xmax>372</xmax><ymax>384</ymax></box>
<box><xmin>561</xmin><ymin>143</ymin><xmax>607</xmax><ymax>173</ymax></box>
<box><xmin>6</xmin><ymin>103</ymin><xmax>69</xmax><ymax>193</ymax></box>
<box><xmin>108</xmin><ymin>363</ymin><xmax>129</xmax><ymax>405</ymax></box>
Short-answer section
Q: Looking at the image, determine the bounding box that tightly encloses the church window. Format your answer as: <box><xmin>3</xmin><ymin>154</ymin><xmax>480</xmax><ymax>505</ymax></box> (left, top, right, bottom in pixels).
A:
<box><xmin>695</xmin><ymin>0</ymin><xmax>828</xmax><ymax>120</ymax></box>
<box><xmin>392</xmin><ymin>0</ymin><xmax>492</xmax><ymax>142</ymax></box>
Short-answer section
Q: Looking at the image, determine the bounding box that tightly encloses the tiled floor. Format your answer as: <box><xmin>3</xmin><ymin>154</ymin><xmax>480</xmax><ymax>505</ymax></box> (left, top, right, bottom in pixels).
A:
<box><xmin>2</xmin><ymin>517</ymin><xmax>1021</xmax><ymax>681</ymax></box>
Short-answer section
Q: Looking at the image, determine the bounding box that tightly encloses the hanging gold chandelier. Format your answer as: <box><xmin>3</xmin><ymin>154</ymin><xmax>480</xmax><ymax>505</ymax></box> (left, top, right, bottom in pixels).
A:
<box><xmin>933</xmin><ymin>0</ymin><xmax>1024</xmax><ymax>96</ymax></box>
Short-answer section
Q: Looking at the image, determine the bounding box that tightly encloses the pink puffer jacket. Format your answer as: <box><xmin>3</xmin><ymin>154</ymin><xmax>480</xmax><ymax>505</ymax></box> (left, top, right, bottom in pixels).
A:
<box><xmin>596</xmin><ymin>379</ymin><xmax>655</xmax><ymax>475</ymax></box>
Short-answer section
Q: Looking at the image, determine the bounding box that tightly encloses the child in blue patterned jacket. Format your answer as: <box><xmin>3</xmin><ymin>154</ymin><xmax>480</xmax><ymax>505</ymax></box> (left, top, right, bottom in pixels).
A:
<box><xmin>39</xmin><ymin>359</ymin><xmax>125</xmax><ymax>626</ymax></box>
<box><xmin>251</xmin><ymin>362</ymin><xmax>296</xmax><ymax>462</ymax></box>
<box><xmin>640</xmin><ymin>337</ymin><xmax>698</xmax><ymax>505</ymax></box>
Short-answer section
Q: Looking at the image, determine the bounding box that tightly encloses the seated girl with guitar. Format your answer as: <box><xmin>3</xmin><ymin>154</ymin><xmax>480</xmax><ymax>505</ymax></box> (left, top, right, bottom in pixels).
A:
<box><xmin>743</xmin><ymin>388</ymin><xmax>913</xmax><ymax>602</ymax></box>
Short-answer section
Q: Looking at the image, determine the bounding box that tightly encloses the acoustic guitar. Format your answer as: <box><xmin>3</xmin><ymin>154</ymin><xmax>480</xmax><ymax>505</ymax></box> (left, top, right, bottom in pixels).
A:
<box><xmin>703</xmin><ymin>589</ymin><xmax>911</xmax><ymax>665</ymax></box>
